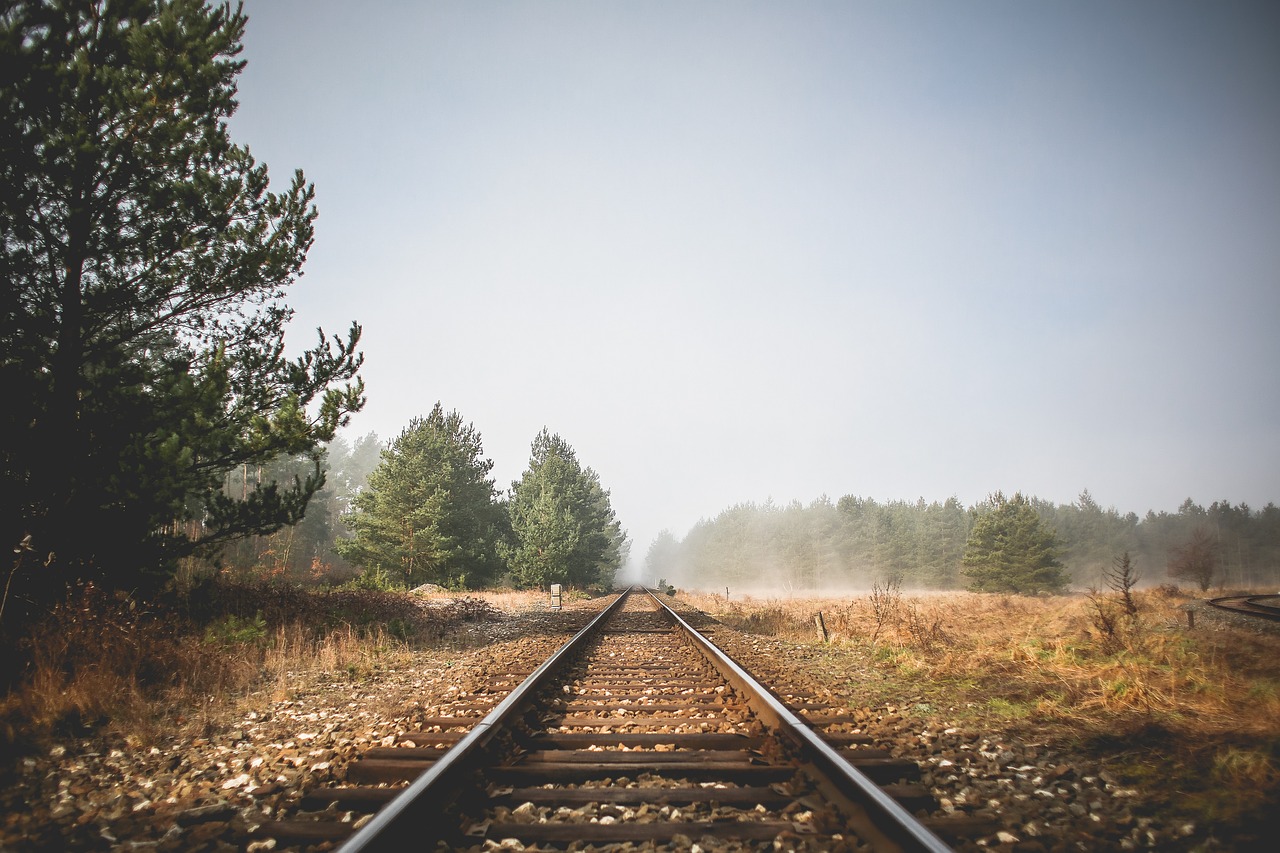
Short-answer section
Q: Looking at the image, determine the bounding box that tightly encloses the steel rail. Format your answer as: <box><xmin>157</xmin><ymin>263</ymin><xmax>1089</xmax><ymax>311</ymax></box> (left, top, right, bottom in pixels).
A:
<box><xmin>645</xmin><ymin>588</ymin><xmax>953</xmax><ymax>853</ymax></box>
<box><xmin>1207</xmin><ymin>594</ymin><xmax>1280</xmax><ymax>622</ymax></box>
<box><xmin>337</xmin><ymin>588</ymin><xmax>633</xmax><ymax>852</ymax></box>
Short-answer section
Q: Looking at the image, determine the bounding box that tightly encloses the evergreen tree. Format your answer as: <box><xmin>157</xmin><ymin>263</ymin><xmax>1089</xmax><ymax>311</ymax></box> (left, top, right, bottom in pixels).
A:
<box><xmin>505</xmin><ymin>429</ymin><xmax>627</xmax><ymax>589</ymax></box>
<box><xmin>916</xmin><ymin>497</ymin><xmax>969</xmax><ymax>588</ymax></box>
<box><xmin>644</xmin><ymin>530</ymin><xmax>681</xmax><ymax>586</ymax></box>
<box><xmin>961</xmin><ymin>492</ymin><xmax>1069</xmax><ymax>594</ymax></box>
<box><xmin>325</xmin><ymin>432</ymin><xmax>384</xmax><ymax>521</ymax></box>
<box><xmin>336</xmin><ymin>406</ymin><xmax>504</xmax><ymax>589</ymax></box>
<box><xmin>219</xmin><ymin>433</ymin><xmax>387</xmax><ymax>584</ymax></box>
<box><xmin>653</xmin><ymin>491</ymin><xmax>1280</xmax><ymax>594</ymax></box>
<box><xmin>0</xmin><ymin>0</ymin><xmax>363</xmax><ymax>607</ymax></box>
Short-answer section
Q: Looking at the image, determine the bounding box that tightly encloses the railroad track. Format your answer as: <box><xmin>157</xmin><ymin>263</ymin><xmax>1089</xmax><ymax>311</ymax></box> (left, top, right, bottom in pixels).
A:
<box><xmin>252</xmin><ymin>588</ymin><xmax>971</xmax><ymax>851</ymax></box>
<box><xmin>1206</xmin><ymin>593</ymin><xmax>1280</xmax><ymax>622</ymax></box>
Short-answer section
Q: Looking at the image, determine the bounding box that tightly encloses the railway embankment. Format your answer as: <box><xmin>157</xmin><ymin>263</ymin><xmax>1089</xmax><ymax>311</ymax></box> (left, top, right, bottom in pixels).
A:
<box><xmin>0</xmin><ymin>587</ymin><xmax>1275</xmax><ymax>851</ymax></box>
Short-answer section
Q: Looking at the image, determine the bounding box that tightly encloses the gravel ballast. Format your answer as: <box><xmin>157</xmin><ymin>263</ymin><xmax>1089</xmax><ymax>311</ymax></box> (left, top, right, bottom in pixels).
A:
<box><xmin>0</xmin><ymin>595</ymin><xmax>1237</xmax><ymax>851</ymax></box>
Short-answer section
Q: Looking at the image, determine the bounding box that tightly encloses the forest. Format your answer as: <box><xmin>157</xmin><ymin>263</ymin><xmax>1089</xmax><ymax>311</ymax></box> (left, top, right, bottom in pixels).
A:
<box><xmin>645</xmin><ymin>490</ymin><xmax>1280</xmax><ymax>594</ymax></box>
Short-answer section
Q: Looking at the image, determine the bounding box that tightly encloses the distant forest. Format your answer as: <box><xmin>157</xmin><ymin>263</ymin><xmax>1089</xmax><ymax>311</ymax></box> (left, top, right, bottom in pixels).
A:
<box><xmin>645</xmin><ymin>491</ymin><xmax>1280</xmax><ymax>593</ymax></box>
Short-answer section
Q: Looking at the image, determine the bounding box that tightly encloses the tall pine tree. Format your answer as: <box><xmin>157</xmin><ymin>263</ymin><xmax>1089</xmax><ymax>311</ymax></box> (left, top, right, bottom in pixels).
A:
<box><xmin>0</xmin><ymin>1</ymin><xmax>363</xmax><ymax>610</ymax></box>
<box><xmin>505</xmin><ymin>430</ymin><xmax>627</xmax><ymax>589</ymax></box>
<box><xmin>961</xmin><ymin>492</ymin><xmax>1069</xmax><ymax>594</ymax></box>
<box><xmin>336</xmin><ymin>406</ymin><xmax>504</xmax><ymax>589</ymax></box>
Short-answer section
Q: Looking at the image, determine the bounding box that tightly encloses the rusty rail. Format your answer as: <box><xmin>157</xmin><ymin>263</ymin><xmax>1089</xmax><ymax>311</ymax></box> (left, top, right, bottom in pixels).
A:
<box><xmin>1207</xmin><ymin>593</ymin><xmax>1280</xmax><ymax>622</ymax></box>
<box><xmin>337</xmin><ymin>588</ymin><xmax>632</xmax><ymax>851</ymax></box>
<box><xmin>291</xmin><ymin>586</ymin><xmax>961</xmax><ymax>851</ymax></box>
<box><xmin>645</xmin><ymin>588</ymin><xmax>952</xmax><ymax>853</ymax></box>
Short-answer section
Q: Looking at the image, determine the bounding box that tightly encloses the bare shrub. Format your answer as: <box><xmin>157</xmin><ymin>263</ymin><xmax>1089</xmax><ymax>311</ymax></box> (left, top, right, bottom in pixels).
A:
<box><xmin>903</xmin><ymin>601</ymin><xmax>950</xmax><ymax>653</ymax></box>
<box><xmin>867</xmin><ymin>577</ymin><xmax>902</xmax><ymax>643</ymax></box>
<box><xmin>1168</xmin><ymin>528</ymin><xmax>1218</xmax><ymax>592</ymax></box>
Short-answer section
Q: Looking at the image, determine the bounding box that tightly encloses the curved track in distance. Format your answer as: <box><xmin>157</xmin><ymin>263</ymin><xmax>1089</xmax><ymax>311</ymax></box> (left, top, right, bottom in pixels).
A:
<box><xmin>1207</xmin><ymin>594</ymin><xmax>1280</xmax><ymax>622</ymax></box>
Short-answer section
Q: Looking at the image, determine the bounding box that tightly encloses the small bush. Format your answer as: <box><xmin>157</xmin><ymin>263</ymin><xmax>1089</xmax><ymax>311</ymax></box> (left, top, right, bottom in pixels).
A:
<box><xmin>204</xmin><ymin>612</ymin><xmax>267</xmax><ymax>647</ymax></box>
<box><xmin>344</xmin><ymin>567</ymin><xmax>401</xmax><ymax>592</ymax></box>
<box><xmin>386</xmin><ymin>617</ymin><xmax>414</xmax><ymax>641</ymax></box>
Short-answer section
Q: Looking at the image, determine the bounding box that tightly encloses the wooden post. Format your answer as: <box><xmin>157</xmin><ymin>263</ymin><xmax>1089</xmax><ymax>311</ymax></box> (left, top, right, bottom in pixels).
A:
<box><xmin>1187</xmin><ymin>609</ymin><xmax>1195</xmax><ymax>629</ymax></box>
<box><xmin>814</xmin><ymin>611</ymin><xmax>829</xmax><ymax>643</ymax></box>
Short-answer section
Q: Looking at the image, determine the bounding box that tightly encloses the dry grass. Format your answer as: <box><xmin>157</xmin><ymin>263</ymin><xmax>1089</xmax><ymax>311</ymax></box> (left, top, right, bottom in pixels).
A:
<box><xmin>683</xmin><ymin>587</ymin><xmax>1280</xmax><ymax>732</ymax></box>
<box><xmin>681</xmin><ymin>585</ymin><xmax>1280</xmax><ymax>828</ymax></box>
<box><xmin>0</xmin><ymin>582</ymin><xmax>546</xmax><ymax>756</ymax></box>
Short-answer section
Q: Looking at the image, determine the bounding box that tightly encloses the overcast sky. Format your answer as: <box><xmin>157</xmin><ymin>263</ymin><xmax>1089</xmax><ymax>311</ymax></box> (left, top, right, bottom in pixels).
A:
<box><xmin>229</xmin><ymin>0</ymin><xmax>1280</xmax><ymax>569</ymax></box>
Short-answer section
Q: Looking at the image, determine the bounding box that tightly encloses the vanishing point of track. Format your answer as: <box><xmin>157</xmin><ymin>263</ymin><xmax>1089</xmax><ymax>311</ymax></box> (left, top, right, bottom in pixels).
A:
<box><xmin>254</xmin><ymin>588</ymin><xmax>960</xmax><ymax>851</ymax></box>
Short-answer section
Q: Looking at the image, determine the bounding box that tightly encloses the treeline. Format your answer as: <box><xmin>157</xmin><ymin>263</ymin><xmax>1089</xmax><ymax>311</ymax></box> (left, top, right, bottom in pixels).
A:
<box><xmin>218</xmin><ymin>410</ymin><xmax>628</xmax><ymax>591</ymax></box>
<box><xmin>646</xmin><ymin>491</ymin><xmax>1280</xmax><ymax>592</ymax></box>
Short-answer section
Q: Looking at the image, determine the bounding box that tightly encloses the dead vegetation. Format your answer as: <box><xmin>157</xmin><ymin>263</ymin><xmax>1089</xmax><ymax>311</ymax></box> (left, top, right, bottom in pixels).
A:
<box><xmin>0</xmin><ymin>582</ymin><xmax>545</xmax><ymax>760</ymax></box>
<box><xmin>681</xmin><ymin>584</ymin><xmax>1280</xmax><ymax>833</ymax></box>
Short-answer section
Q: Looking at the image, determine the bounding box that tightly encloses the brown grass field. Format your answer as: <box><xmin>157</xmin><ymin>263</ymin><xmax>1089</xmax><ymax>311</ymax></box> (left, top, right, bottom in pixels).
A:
<box><xmin>0</xmin><ymin>585</ymin><xmax>552</xmax><ymax>752</ymax></box>
<box><xmin>2</xmin><ymin>583</ymin><xmax>1276</xmax><ymax>845</ymax></box>
<box><xmin>678</xmin><ymin>585</ymin><xmax>1280</xmax><ymax>833</ymax></box>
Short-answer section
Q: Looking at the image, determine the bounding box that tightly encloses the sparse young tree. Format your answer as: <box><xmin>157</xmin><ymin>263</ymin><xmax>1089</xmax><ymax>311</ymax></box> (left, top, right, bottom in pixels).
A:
<box><xmin>336</xmin><ymin>407</ymin><xmax>504</xmax><ymax>589</ymax></box>
<box><xmin>1087</xmin><ymin>551</ymin><xmax>1141</xmax><ymax>650</ymax></box>
<box><xmin>1107</xmin><ymin>551</ymin><xmax>1140</xmax><ymax>618</ymax></box>
<box><xmin>0</xmin><ymin>0</ymin><xmax>364</xmax><ymax>611</ymax></box>
<box><xmin>1168</xmin><ymin>527</ymin><xmax>1218</xmax><ymax>592</ymax></box>
<box><xmin>961</xmin><ymin>492</ymin><xmax>1069</xmax><ymax>595</ymax></box>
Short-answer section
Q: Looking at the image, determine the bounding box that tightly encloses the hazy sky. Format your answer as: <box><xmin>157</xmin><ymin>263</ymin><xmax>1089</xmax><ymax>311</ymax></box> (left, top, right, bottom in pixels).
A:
<box><xmin>229</xmin><ymin>1</ymin><xmax>1280</xmax><ymax>566</ymax></box>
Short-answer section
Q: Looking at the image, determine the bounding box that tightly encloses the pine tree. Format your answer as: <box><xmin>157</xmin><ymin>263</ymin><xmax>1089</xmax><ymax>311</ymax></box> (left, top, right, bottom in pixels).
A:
<box><xmin>336</xmin><ymin>406</ymin><xmax>504</xmax><ymax>589</ymax></box>
<box><xmin>961</xmin><ymin>492</ymin><xmax>1069</xmax><ymax>594</ymax></box>
<box><xmin>0</xmin><ymin>1</ymin><xmax>364</xmax><ymax>607</ymax></box>
<box><xmin>505</xmin><ymin>430</ymin><xmax>627</xmax><ymax>589</ymax></box>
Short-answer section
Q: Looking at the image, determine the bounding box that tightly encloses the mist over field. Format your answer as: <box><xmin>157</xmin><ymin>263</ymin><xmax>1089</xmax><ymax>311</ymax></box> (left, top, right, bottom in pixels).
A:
<box><xmin>637</xmin><ymin>493</ymin><xmax>1280</xmax><ymax>594</ymax></box>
